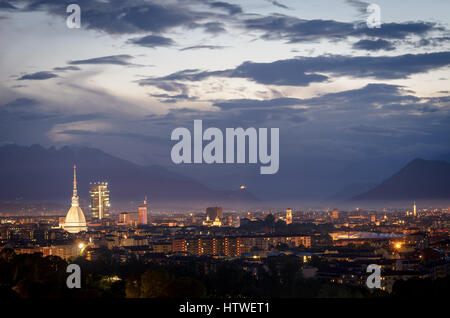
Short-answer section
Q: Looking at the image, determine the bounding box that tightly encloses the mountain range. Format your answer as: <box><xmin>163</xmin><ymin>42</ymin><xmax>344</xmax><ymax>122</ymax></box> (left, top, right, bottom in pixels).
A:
<box><xmin>0</xmin><ymin>144</ymin><xmax>258</xmax><ymax>208</ymax></box>
<box><xmin>1</xmin><ymin>144</ymin><xmax>449</xmax><ymax>208</ymax></box>
<box><xmin>352</xmin><ymin>158</ymin><xmax>450</xmax><ymax>202</ymax></box>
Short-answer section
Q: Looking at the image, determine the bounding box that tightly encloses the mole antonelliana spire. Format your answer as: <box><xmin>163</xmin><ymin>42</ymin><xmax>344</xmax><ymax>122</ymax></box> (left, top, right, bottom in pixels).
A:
<box><xmin>72</xmin><ymin>164</ymin><xmax>79</xmax><ymax>206</ymax></box>
<box><xmin>63</xmin><ymin>164</ymin><xmax>87</xmax><ymax>233</ymax></box>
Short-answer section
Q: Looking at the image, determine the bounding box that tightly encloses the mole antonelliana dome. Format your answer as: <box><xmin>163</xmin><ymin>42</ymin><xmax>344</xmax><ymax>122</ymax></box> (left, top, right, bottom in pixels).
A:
<box><xmin>63</xmin><ymin>165</ymin><xmax>87</xmax><ymax>234</ymax></box>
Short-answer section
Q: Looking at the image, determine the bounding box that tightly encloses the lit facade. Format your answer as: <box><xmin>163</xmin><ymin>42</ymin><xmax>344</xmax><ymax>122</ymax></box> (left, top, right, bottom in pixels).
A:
<box><xmin>89</xmin><ymin>182</ymin><xmax>110</xmax><ymax>219</ymax></box>
<box><xmin>138</xmin><ymin>197</ymin><xmax>148</xmax><ymax>225</ymax></box>
<box><xmin>332</xmin><ymin>208</ymin><xmax>339</xmax><ymax>220</ymax></box>
<box><xmin>206</xmin><ymin>207</ymin><xmax>223</xmax><ymax>220</ymax></box>
<box><xmin>286</xmin><ymin>208</ymin><xmax>293</xmax><ymax>225</ymax></box>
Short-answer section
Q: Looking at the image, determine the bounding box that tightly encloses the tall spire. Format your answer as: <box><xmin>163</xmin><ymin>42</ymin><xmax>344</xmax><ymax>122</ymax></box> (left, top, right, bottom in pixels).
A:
<box><xmin>72</xmin><ymin>164</ymin><xmax>79</xmax><ymax>207</ymax></box>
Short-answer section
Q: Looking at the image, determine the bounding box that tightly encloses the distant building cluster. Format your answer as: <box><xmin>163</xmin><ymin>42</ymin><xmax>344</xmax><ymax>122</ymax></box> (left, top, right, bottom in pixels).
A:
<box><xmin>172</xmin><ymin>235</ymin><xmax>311</xmax><ymax>256</ymax></box>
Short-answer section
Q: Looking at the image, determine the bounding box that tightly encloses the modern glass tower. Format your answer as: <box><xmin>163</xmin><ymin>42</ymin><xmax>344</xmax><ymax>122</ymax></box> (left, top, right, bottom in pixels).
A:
<box><xmin>89</xmin><ymin>182</ymin><xmax>110</xmax><ymax>219</ymax></box>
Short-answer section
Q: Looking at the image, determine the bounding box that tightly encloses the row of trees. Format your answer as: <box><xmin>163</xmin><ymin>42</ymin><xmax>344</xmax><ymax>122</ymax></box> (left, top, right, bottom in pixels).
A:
<box><xmin>1</xmin><ymin>248</ymin><xmax>448</xmax><ymax>298</ymax></box>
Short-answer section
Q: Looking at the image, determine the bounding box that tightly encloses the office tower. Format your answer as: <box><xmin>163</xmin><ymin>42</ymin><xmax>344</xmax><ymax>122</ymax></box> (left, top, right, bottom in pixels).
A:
<box><xmin>63</xmin><ymin>165</ymin><xmax>87</xmax><ymax>233</ymax></box>
<box><xmin>206</xmin><ymin>207</ymin><xmax>223</xmax><ymax>220</ymax></box>
<box><xmin>138</xmin><ymin>196</ymin><xmax>148</xmax><ymax>225</ymax></box>
<box><xmin>286</xmin><ymin>208</ymin><xmax>293</xmax><ymax>225</ymax></box>
<box><xmin>119</xmin><ymin>212</ymin><xmax>139</xmax><ymax>226</ymax></box>
<box><xmin>332</xmin><ymin>208</ymin><xmax>339</xmax><ymax>220</ymax></box>
<box><xmin>119</xmin><ymin>212</ymin><xmax>131</xmax><ymax>224</ymax></box>
<box><xmin>89</xmin><ymin>182</ymin><xmax>110</xmax><ymax>219</ymax></box>
<box><xmin>413</xmin><ymin>202</ymin><xmax>417</xmax><ymax>217</ymax></box>
<box><xmin>228</xmin><ymin>215</ymin><xmax>233</xmax><ymax>226</ymax></box>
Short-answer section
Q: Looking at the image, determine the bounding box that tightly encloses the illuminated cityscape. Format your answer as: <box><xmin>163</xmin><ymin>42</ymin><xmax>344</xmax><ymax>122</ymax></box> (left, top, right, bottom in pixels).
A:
<box><xmin>0</xmin><ymin>0</ymin><xmax>449</xmax><ymax>307</ymax></box>
<box><xmin>0</xmin><ymin>164</ymin><xmax>448</xmax><ymax>298</ymax></box>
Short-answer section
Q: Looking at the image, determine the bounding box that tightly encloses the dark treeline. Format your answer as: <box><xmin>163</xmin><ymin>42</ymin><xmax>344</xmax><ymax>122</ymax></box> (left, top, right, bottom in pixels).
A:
<box><xmin>0</xmin><ymin>248</ymin><xmax>448</xmax><ymax>298</ymax></box>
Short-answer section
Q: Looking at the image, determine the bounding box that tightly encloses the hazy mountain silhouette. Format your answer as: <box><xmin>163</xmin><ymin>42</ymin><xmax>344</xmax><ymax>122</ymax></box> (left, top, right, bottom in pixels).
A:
<box><xmin>352</xmin><ymin>158</ymin><xmax>450</xmax><ymax>201</ymax></box>
<box><xmin>0</xmin><ymin>144</ymin><xmax>258</xmax><ymax>206</ymax></box>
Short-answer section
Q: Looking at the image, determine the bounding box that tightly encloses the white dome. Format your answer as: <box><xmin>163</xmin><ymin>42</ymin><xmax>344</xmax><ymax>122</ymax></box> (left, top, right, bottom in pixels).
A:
<box><xmin>64</xmin><ymin>206</ymin><xmax>87</xmax><ymax>233</ymax></box>
<box><xmin>65</xmin><ymin>205</ymin><xmax>86</xmax><ymax>224</ymax></box>
<box><xmin>63</xmin><ymin>164</ymin><xmax>87</xmax><ymax>234</ymax></box>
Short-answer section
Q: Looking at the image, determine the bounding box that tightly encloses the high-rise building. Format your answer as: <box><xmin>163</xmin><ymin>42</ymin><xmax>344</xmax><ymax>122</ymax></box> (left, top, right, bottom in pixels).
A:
<box><xmin>62</xmin><ymin>165</ymin><xmax>87</xmax><ymax>234</ymax></box>
<box><xmin>413</xmin><ymin>202</ymin><xmax>417</xmax><ymax>217</ymax></box>
<box><xmin>332</xmin><ymin>208</ymin><xmax>339</xmax><ymax>220</ymax></box>
<box><xmin>89</xmin><ymin>182</ymin><xmax>110</xmax><ymax>220</ymax></box>
<box><xmin>286</xmin><ymin>208</ymin><xmax>293</xmax><ymax>225</ymax></box>
<box><xmin>118</xmin><ymin>212</ymin><xmax>139</xmax><ymax>226</ymax></box>
<box><xmin>206</xmin><ymin>207</ymin><xmax>223</xmax><ymax>221</ymax></box>
<box><xmin>138</xmin><ymin>196</ymin><xmax>148</xmax><ymax>225</ymax></box>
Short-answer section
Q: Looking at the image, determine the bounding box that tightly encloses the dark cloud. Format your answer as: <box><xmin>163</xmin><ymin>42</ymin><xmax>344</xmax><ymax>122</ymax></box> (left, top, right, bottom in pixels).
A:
<box><xmin>179</xmin><ymin>45</ymin><xmax>227</xmax><ymax>51</ymax></box>
<box><xmin>0</xmin><ymin>1</ymin><xmax>17</xmax><ymax>10</ymax></box>
<box><xmin>214</xmin><ymin>97</ymin><xmax>303</xmax><ymax>109</ymax></box>
<box><xmin>243</xmin><ymin>14</ymin><xmax>441</xmax><ymax>43</ymax></box>
<box><xmin>2</xmin><ymin>97</ymin><xmax>38</xmax><ymax>108</ymax></box>
<box><xmin>18</xmin><ymin>71</ymin><xmax>58</xmax><ymax>80</ymax></box>
<box><xmin>53</xmin><ymin>66</ymin><xmax>81</xmax><ymax>72</ymax></box>
<box><xmin>0</xmin><ymin>97</ymin><xmax>55</xmax><ymax>121</ymax></box>
<box><xmin>352</xmin><ymin>39</ymin><xmax>395</xmax><ymax>51</ymax></box>
<box><xmin>127</xmin><ymin>34</ymin><xmax>175</xmax><ymax>48</ymax></box>
<box><xmin>23</xmin><ymin>0</ymin><xmax>207</xmax><ymax>34</ymax></box>
<box><xmin>208</xmin><ymin>1</ymin><xmax>242</xmax><ymax>15</ymax></box>
<box><xmin>300</xmin><ymin>83</ymin><xmax>421</xmax><ymax>111</ymax></box>
<box><xmin>152</xmin><ymin>68</ymin><xmax>227</xmax><ymax>82</ymax></box>
<box><xmin>139</xmin><ymin>79</ymin><xmax>189</xmax><ymax>95</ymax></box>
<box><xmin>149</xmin><ymin>93</ymin><xmax>196</xmax><ymax>103</ymax></box>
<box><xmin>346</xmin><ymin>0</ymin><xmax>369</xmax><ymax>15</ymax></box>
<box><xmin>228</xmin><ymin>60</ymin><xmax>328</xmax><ymax>85</ymax></box>
<box><xmin>414</xmin><ymin>36</ymin><xmax>450</xmax><ymax>48</ymax></box>
<box><xmin>68</xmin><ymin>55</ymin><xmax>135</xmax><ymax>66</ymax></box>
<box><xmin>244</xmin><ymin>16</ymin><xmax>352</xmax><ymax>42</ymax></box>
<box><xmin>266</xmin><ymin>1</ymin><xmax>290</xmax><ymax>10</ymax></box>
<box><xmin>202</xmin><ymin>22</ymin><xmax>226</xmax><ymax>34</ymax></box>
<box><xmin>149</xmin><ymin>52</ymin><xmax>450</xmax><ymax>87</ymax></box>
<box><xmin>209</xmin><ymin>83</ymin><xmax>444</xmax><ymax>116</ymax></box>
<box><xmin>353</xmin><ymin>22</ymin><xmax>442</xmax><ymax>39</ymax></box>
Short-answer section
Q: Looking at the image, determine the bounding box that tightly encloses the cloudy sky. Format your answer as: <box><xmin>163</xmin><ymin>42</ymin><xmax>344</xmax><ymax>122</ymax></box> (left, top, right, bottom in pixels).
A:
<box><xmin>1</xmin><ymin>0</ymin><xmax>450</xmax><ymax>202</ymax></box>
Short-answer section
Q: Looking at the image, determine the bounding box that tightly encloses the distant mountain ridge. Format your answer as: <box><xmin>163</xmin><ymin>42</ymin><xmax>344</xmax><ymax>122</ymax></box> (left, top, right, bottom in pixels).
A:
<box><xmin>0</xmin><ymin>144</ymin><xmax>258</xmax><ymax>206</ymax></box>
<box><xmin>352</xmin><ymin>158</ymin><xmax>450</xmax><ymax>201</ymax></box>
